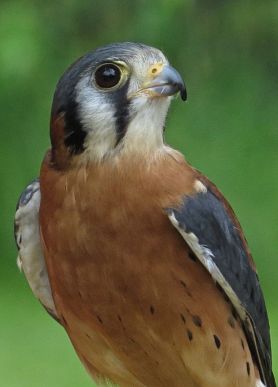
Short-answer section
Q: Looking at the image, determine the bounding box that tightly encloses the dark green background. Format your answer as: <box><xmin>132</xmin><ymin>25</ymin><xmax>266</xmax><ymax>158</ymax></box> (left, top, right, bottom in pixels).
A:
<box><xmin>1</xmin><ymin>1</ymin><xmax>277</xmax><ymax>386</ymax></box>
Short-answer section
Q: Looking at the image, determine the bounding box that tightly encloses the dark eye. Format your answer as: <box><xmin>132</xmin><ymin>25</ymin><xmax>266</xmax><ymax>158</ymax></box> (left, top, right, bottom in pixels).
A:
<box><xmin>94</xmin><ymin>63</ymin><xmax>122</xmax><ymax>89</ymax></box>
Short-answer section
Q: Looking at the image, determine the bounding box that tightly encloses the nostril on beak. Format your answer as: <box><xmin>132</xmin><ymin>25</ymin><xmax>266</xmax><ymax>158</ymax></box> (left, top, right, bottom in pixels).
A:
<box><xmin>143</xmin><ymin>64</ymin><xmax>187</xmax><ymax>100</ymax></box>
<box><xmin>149</xmin><ymin>63</ymin><xmax>164</xmax><ymax>77</ymax></box>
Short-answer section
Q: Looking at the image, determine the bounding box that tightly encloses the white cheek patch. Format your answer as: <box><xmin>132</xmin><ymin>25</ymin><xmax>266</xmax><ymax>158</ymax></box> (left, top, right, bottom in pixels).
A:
<box><xmin>76</xmin><ymin>76</ymin><xmax>118</xmax><ymax>161</ymax></box>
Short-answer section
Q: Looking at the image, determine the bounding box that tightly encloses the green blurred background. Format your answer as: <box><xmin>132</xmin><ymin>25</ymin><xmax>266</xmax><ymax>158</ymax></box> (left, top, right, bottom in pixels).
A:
<box><xmin>0</xmin><ymin>0</ymin><xmax>277</xmax><ymax>386</ymax></box>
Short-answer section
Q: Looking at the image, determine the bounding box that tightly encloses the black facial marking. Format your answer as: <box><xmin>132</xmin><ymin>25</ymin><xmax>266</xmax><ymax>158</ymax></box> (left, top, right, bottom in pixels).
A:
<box><xmin>113</xmin><ymin>79</ymin><xmax>131</xmax><ymax>145</ymax></box>
<box><xmin>63</xmin><ymin>99</ymin><xmax>87</xmax><ymax>154</ymax></box>
<box><xmin>51</xmin><ymin>54</ymin><xmax>94</xmax><ymax>155</ymax></box>
<box><xmin>213</xmin><ymin>334</ymin><xmax>221</xmax><ymax>349</ymax></box>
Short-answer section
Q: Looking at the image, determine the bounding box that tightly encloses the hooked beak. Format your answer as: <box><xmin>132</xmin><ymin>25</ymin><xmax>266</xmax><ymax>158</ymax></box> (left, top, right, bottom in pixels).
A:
<box><xmin>140</xmin><ymin>64</ymin><xmax>187</xmax><ymax>101</ymax></box>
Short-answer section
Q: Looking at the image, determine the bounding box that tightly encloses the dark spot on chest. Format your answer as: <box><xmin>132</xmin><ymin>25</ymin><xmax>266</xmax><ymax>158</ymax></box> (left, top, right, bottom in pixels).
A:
<box><xmin>192</xmin><ymin>315</ymin><xmax>202</xmax><ymax>327</ymax></box>
<box><xmin>180</xmin><ymin>313</ymin><xmax>186</xmax><ymax>324</ymax></box>
<box><xmin>179</xmin><ymin>279</ymin><xmax>192</xmax><ymax>297</ymax></box>
<box><xmin>180</xmin><ymin>280</ymin><xmax>187</xmax><ymax>288</ymax></box>
<box><xmin>246</xmin><ymin>361</ymin><xmax>250</xmax><ymax>376</ymax></box>
<box><xmin>187</xmin><ymin>329</ymin><xmax>193</xmax><ymax>341</ymax></box>
<box><xmin>213</xmin><ymin>334</ymin><xmax>221</xmax><ymax>349</ymax></box>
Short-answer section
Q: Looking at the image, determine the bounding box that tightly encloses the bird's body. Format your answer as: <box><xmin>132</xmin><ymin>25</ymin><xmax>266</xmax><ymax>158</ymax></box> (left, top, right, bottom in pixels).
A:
<box><xmin>40</xmin><ymin>150</ymin><xmax>257</xmax><ymax>386</ymax></box>
<box><xmin>15</xmin><ymin>42</ymin><xmax>275</xmax><ymax>386</ymax></box>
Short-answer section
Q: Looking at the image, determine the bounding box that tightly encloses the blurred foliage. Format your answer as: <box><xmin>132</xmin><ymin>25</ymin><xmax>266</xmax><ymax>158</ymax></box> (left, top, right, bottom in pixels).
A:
<box><xmin>0</xmin><ymin>0</ymin><xmax>277</xmax><ymax>386</ymax></box>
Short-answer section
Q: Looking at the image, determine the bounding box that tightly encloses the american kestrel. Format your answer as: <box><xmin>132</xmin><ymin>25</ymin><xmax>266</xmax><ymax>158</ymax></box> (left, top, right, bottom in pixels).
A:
<box><xmin>15</xmin><ymin>42</ymin><xmax>275</xmax><ymax>387</ymax></box>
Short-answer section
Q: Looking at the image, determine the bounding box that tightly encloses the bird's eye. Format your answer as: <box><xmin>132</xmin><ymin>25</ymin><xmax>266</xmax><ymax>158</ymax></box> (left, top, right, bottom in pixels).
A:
<box><xmin>94</xmin><ymin>63</ymin><xmax>122</xmax><ymax>89</ymax></box>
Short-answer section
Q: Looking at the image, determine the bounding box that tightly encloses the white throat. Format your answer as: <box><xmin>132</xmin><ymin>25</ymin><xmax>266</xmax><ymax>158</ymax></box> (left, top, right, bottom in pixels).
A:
<box><xmin>121</xmin><ymin>97</ymin><xmax>171</xmax><ymax>155</ymax></box>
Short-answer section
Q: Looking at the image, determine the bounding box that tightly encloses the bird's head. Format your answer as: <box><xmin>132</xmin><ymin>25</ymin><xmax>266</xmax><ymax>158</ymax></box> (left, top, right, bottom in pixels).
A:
<box><xmin>50</xmin><ymin>42</ymin><xmax>186</xmax><ymax>167</ymax></box>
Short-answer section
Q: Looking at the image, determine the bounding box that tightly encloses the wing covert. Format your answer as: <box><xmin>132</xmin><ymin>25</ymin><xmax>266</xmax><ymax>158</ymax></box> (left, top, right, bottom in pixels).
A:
<box><xmin>167</xmin><ymin>183</ymin><xmax>275</xmax><ymax>387</ymax></box>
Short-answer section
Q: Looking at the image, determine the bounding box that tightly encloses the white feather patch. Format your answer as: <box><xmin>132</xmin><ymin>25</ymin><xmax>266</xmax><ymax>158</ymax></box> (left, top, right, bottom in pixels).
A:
<box><xmin>15</xmin><ymin>182</ymin><xmax>57</xmax><ymax>317</ymax></box>
<box><xmin>193</xmin><ymin>179</ymin><xmax>207</xmax><ymax>193</ymax></box>
<box><xmin>76</xmin><ymin>75</ymin><xmax>118</xmax><ymax>162</ymax></box>
<box><xmin>256</xmin><ymin>380</ymin><xmax>266</xmax><ymax>387</ymax></box>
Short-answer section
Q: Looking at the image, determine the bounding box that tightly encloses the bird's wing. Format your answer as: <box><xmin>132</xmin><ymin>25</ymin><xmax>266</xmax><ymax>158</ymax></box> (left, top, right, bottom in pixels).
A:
<box><xmin>14</xmin><ymin>179</ymin><xmax>59</xmax><ymax>322</ymax></box>
<box><xmin>167</xmin><ymin>176</ymin><xmax>275</xmax><ymax>387</ymax></box>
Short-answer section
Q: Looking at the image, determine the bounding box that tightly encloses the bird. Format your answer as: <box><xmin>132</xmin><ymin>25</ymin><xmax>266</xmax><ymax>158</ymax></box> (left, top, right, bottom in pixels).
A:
<box><xmin>14</xmin><ymin>42</ymin><xmax>275</xmax><ymax>387</ymax></box>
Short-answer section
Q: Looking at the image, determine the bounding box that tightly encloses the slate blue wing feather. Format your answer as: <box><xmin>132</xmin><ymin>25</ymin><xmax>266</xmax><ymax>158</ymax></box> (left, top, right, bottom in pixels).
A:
<box><xmin>168</xmin><ymin>182</ymin><xmax>275</xmax><ymax>387</ymax></box>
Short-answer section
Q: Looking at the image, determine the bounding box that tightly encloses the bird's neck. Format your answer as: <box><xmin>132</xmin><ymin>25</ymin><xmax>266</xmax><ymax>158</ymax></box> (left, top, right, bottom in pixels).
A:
<box><xmin>120</xmin><ymin>98</ymin><xmax>170</xmax><ymax>157</ymax></box>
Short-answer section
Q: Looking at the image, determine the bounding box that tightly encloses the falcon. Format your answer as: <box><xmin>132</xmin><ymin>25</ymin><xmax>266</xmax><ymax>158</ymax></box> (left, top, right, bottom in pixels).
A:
<box><xmin>15</xmin><ymin>42</ymin><xmax>275</xmax><ymax>387</ymax></box>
